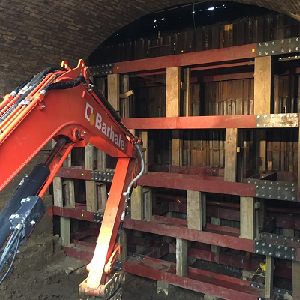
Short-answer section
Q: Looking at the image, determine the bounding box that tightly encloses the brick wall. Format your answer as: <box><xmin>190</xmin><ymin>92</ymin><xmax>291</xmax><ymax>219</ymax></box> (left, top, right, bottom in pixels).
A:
<box><xmin>0</xmin><ymin>0</ymin><xmax>299</xmax><ymax>203</ymax></box>
<box><xmin>0</xmin><ymin>0</ymin><xmax>299</xmax><ymax>96</ymax></box>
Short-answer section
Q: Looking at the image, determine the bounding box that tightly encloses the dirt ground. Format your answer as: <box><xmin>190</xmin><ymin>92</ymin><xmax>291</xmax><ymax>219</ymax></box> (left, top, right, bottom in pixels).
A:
<box><xmin>1</xmin><ymin>237</ymin><xmax>202</xmax><ymax>300</ymax></box>
<box><xmin>0</xmin><ymin>196</ymin><xmax>202</xmax><ymax>300</ymax></box>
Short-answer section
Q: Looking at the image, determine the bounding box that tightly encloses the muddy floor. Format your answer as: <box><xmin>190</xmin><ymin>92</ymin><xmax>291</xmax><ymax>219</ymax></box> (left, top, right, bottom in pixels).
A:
<box><xmin>0</xmin><ymin>196</ymin><xmax>202</xmax><ymax>300</ymax></box>
<box><xmin>1</xmin><ymin>237</ymin><xmax>202</xmax><ymax>300</ymax></box>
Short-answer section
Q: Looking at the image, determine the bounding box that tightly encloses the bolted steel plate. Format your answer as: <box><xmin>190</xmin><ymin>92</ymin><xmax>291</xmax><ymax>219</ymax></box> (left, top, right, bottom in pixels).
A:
<box><xmin>256</xmin><ymin>114</ymin><xmax>298</xmax><ymax>128</ymax></box>
<box><xmin>257</xmin><ymin>37</ymin><xmax>300</xmax><ymax>57</ymax></box>
<box><xmin>246</xmin><ymin>179</ymin><xmax>297</xmax><ymax>201</ymax></box>
<box><xmin>89</xmin><ymin>63</ymin><xmax>115</xmax><ymax>76</ymax></box>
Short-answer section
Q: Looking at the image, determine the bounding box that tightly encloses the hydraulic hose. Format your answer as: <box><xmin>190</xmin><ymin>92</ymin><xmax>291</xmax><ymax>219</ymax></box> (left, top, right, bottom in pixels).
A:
<box><xmin>42</xmin><ymin>74</ymin><xmax>85</xmax><ymax>93</ymax></box>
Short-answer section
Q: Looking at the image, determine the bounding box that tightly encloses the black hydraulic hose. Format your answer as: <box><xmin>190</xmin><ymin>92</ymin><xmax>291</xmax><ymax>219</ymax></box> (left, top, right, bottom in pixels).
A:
<box><xmin>0</xmin><ymin>164</ymin><xmax>50</xmax><ymax>249</ymax></box>
<box><xmin>43</xmin><ymin>74</ymin><xmax>85</xmax><ymax>93</ymax></box>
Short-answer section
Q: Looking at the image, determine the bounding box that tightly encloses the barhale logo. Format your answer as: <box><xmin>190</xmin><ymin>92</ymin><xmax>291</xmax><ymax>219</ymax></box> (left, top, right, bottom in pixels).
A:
<box><xmin>85</xmin><ymin>102</ymin><xmax>125</xmax><ymax>151</ymax></box>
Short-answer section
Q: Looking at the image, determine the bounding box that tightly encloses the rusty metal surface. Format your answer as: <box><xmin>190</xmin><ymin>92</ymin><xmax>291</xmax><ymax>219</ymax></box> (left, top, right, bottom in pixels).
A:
<box><xmin>256</xmin><ymin>114</ymin><xmax>298</xmax><ymax>128</ymax></box>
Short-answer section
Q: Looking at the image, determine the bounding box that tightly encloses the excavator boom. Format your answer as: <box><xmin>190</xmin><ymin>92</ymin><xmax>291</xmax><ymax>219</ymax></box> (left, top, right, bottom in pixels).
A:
<box><xmin>0</xmin><ymin>60</ymin><xmax>143</xmax><ymax>298</ymax></box>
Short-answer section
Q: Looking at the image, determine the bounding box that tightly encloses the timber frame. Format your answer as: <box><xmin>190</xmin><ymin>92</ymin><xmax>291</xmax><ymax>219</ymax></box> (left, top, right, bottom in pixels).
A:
<box><xmin>53</xmin><ymin>37</ymin><xmax>300</xmax><ymax>300</ymax></box>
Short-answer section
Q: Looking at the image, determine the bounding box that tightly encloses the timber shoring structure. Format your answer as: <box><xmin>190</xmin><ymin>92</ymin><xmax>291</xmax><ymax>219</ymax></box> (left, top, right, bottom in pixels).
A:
<box><xmin>52</xmin><ymin>35</ymin><xmax>300</xmax><ymax>300</ymax></box>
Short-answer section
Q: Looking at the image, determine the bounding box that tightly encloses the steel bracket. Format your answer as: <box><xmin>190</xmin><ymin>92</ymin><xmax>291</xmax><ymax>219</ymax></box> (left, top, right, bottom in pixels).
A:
<box><xmin>94</xmin><ymin>212</ymin><xmax>103</xmax><ymax>223</ymax></box>
<box><xmin>246</xmin><ymin>179</ymin><xmax>297</xmax><ymax>201</ymax></box>
<box><xmin>92</xmin><ymin>170</ymin><xmax>115</xmax><ymax>183</ymax></box>
<box><xmin>89</xmin><ymin>63</ymin><xmax>115</xmax><ymax>76</ymax></box>
<box><xmin>257</xmin><ymin>37</ymin><xmax>300</xmax><ymax>57</ymax></box>
<box><xmin>254</xmin><ymin>233</ymin><xmax>296</xmax><ymax>260</ymax></box>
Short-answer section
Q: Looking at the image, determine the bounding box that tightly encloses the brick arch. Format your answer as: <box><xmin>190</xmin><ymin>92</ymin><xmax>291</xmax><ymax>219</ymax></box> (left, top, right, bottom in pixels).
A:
<box><xmin>0</xmin><ymin>0</ymin><xmax>299</xmax><ymax>95</ymax></box>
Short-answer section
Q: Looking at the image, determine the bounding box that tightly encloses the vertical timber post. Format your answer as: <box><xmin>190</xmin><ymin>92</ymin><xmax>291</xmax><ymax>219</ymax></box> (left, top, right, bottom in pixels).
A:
<box><xmin>254</xmin><ymin>56</ymin><xmax>273</xmax><ymax>173</ymax></box>
<box><xmin>254</xmin><ymin>56</ymin><xmax>273</xmax><ymax>241</ymax></box>
<box><xmin>240</xmin><ymin>196</ymin><xmax>255</xmax><ymax>239</ymax></box>
<box><xmin>187</xmin><ymin>190</ymin><xmax>206</xmax><ymax>231</ymax></box>
<box><xmin>293</xmin><ymin>261</ymin><xmax>300</xmax><ymax>300</ymax></box>
<box><xmin>166</xmin><ymin>67</ymin><xmax>182</xmax><ymax>166</ymax></box>
<box><xmin>85</xmin><ymin>143</ymin><xmax>97</xmax><ymax>212</ymax></box>
<box><xmin>254</xmin><ymin>56</ymin><xmax>274</xmax><ymax>298</ymax></box>
<box><xmin>265</xmin><ymin>256</ymin><xmax>274</xmax><ymax>298</ymax></box>
<box><xmin>176</xmin><ymin>238</ymin><xmax>188</xmax><ymax>277</ymax></box>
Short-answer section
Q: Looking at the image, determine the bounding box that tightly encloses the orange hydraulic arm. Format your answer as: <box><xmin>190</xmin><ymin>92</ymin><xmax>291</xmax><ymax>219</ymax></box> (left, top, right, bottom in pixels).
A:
<box><xmin>0</xmin><ymin>60</ymin><xmax>143</xmax><ymax>298</ymax></box>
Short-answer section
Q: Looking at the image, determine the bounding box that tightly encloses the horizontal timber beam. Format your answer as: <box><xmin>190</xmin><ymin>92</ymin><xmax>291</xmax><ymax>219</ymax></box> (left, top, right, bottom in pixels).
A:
<box><xmin>122</xmin><ymin>113</ymin><xmax>298</xmax><ymax>130</ymax></box>
<box><xmin>137</xmin><ymin>172</ymin><xmax>255</xmax><ymax>197</ymax></box>
<box><xmin>112</xmin><ymin>44</ymin><xmax>256</xmax><ymax>74</ymax></box>
<box><xmin>124</xmin><ymin>256</ymin><xmax>261</xmax><ymax>300</ymax></box>
<box><xmin>123</xmin><ymin>218</ymin><xmax>254</xmax><ymax>252</ymax></box>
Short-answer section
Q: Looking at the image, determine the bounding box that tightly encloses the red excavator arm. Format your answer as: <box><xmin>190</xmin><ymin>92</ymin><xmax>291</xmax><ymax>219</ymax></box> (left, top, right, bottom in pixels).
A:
<box><xmin>0</xmin><ymin>60</ymin><xmax>143</xmax><ymax>298</ymax></box>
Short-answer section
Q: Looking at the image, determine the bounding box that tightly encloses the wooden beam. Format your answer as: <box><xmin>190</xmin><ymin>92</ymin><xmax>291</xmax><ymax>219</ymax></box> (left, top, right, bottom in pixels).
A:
<box><xmin>240</xmin><ymin>197</ymin><xmax>255</xmax><ymax>239</ymax></box>
<box><xmin>187</xmin><ymin>190</ymin><xmax>206</xmax><ymax>231</ymax></box>
<box><xmin>184</xmin><ymin>68</ymin><xmax>191</xmax><ymax>117</ymax></box>
<box><xmin>85</xmin><ymin>143</ymin><xmax>97</xmax><ymax>212</ymax></box>
<box><xmin>113</xmin><ymin>43</ymin><xmax>256</xmax><ymax>74</ymax></box>
<box><xmin>166</xmin><ymin>67</ymin><xmax>181</xmax><ymax>118</ymax></box>
<box><xmin>254</xmin><ymin>56</ymin><xmax>273</xmax><ymax>173</ymax></box>
<box><xmin>141</xmin><ymin>131</ymin><xmax>148</xmax><ymax>174</ymax></box>
<box><xmin>131</xmin><ymin>185</ymin><xmax>143</xmax><ymax>220</ymax></box>
<box><xmin>122</xmin><ymin>114</ymin><xmax>297</xmax><ymax>130</ymax></box>
<box><xmin>124</xmin><ymin>218</ymin><xmax>255</xmax><ymax>252</ymax></box>
<box><xmin>138</xmin><ymin>172</ymin><xmax>255</xmax><ymax>197</ymax></box>
<box><xmin>265</xmin><ymin>256</ymin><xmax>274</xmax><ymax>298</ymax></box>
<box><xmin>211</xmin><ymin>217</ymin><xmax>221</xmax><ymax>254</ymax></box>
<box><xmin>118</xmin><ymin>230</ymin><xmax>127</xmax><ymax>262</ymax></box>
<box><xmin>172</xmin><ymin>130</ymin><xmax>183</xmax><ymax>166</ymax></box>
<box><xmin>254</xmin><ymin>56</ymin><xmax>273</xmax><ymax>115</ymax></box>
<box><xmin>120</xmin><ymin>75</ymin><xmax>130</xmax><ymax>118</ymax></box>
<box><xmin>53</xmin><ymin>177</ymin><xmax>63</xmax><ymax>207</ymax></box>
<box><xmin>225</xmin><ymin>128</ymin><xmax>238</xmax><ymax>182</ymax></box>
<box><xmin>176</xmin><ymin>238</ymin><xmax>188</xmax><ymax>277</ymax></box>
<box><xmin>293</xmin><ymin>261</ymin><xmax>300</xmax><ymax>300</ymax></box>
<box><xmin>143</xmin><ymin>187</ymin><xmax>153</xmax><ymax>221</ymax></box>
<box><xmin>107</xmin><ymin>74</ymin><xmax>120</xmax><ymax>113</ymax></box>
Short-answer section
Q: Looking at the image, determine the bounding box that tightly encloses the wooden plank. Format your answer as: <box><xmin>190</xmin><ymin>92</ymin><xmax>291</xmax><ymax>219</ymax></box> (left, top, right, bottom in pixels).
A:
<box><xmin>292</xmin><ymin>261</ymin><xmax>300</xmax><ymax>300</ymax></box>
<box><xmin>211</xmin><ymin>217</ymin><xmax>221</xmax><ymax>254</ymax></box>
<box><xmin>254</xmin><ymin>56</ymin><xmax>273</xmax><ymax>115</ymax></box>
<box><xmin>176</xmin><ymin>238</ymin><xmax>188</xmax><ymax>277</ymax></box>
<box><xmin>184</xmin><ymin>68</ymin><xmax>191</xmax><ymax>117</ymax></box>
<box><xmin>114</xmin><ymin>44</ymin><xmax>256</xmax><ymax>74</ymax></box>
<box><xmin>124</xmin><ymin>218</ymin><xmax>255</xmax><ymax>252</ymax></box>
<box><xmin>138</xmin><ymin>172</ymin><xmax>255</xmax><ymax>197</ymax></box>
<box><xmin>53</xmin><ymin>177</ymin><xmax>63</xmax><ymax>207</ymax></box>
<box><xmin>143</xmin><ymin>187</ymin><xmax>153</xmax><ymax>222</ymax></box>
<box><xmin>141</xmin><ymin>131</ymin><xmax>148</xmax><ymax>173</ymax></box>
<box><xmin>240</xmin><ymin>197</ymin><xmax>255</xmax><ymax>239</ymax></box>
<box><xmin>166</xmin><ymin>67</ymin><xmax>181</xmax><ymax>117</ymax></box>
<box><xmin>60</xmin><ymin>217</ymin><xmax>71</xmax><ymax>247</ymax></box>
<box><xmin>122</xmin><ymin>115</ymin><xmax>257</xmax><ymax>130</ymax></box>
<box><xmin>187</xmin><ymin>190</ymin><xmax>206</xmax><ymax>231</ymax></box>
<box><xmin>131</xmin><ymin>185</ymin><xmax>143</xmax><ymax>220</ymax></box>
<box><xmin>85</xmin><ymin>143</ymin><xmax>97</xmax><ymax>212</ymax></box>
<box><xmin>118</xmin><ymin>230</ymin><xmax>127</xmax><ymax>262</ymax></box>
<box><xmin>224</xmin><ymin>128</ymin><xmax>238</xmax><ymax>182</ymax></box>
<box><xmin>107</xmin><ymin>74</ymin><xmax>120</xmax><ymax>113</ymax></box>
<box><xmin>265</xmin><ymin>256</ymin><xmax>274</xmax><ymax>298</ymax></box>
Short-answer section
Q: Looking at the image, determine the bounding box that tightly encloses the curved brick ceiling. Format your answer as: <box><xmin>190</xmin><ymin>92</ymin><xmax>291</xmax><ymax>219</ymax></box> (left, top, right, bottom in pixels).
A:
<box><xmin>0</xmin><ymin>0</ymin><xmax>299</xmax><ymax>95</ymax></box>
